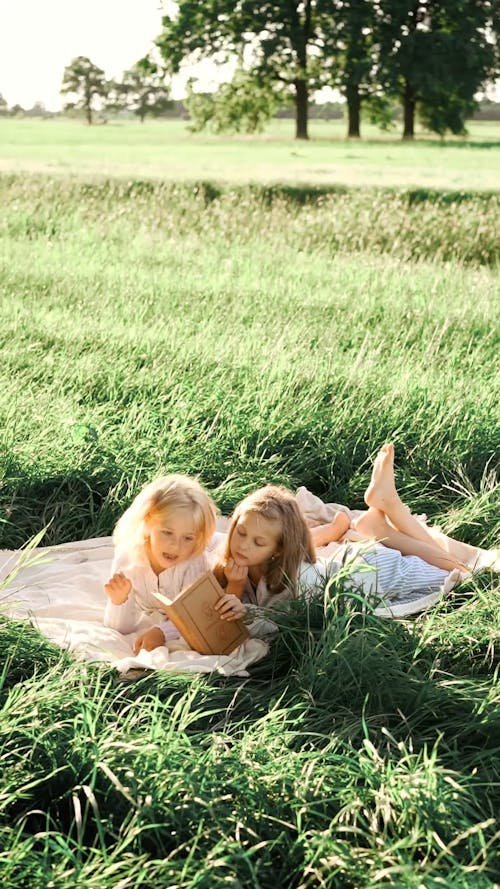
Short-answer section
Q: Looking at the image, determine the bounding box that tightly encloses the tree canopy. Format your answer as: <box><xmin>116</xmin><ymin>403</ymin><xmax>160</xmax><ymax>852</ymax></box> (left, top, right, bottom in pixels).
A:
<box><xmin>156</xmin><ymin>1</ymin><xmax>341</xmax><ymax>139</ymax></box>
<box><xmin>376</xmin><ymin>0</ymin><xmax>499</xmax><ymax>138</ymax></box>
<box><xmin>156</xmin><ymin>0</ymin><xmax>499</xmax><ymax>139</ymax></box>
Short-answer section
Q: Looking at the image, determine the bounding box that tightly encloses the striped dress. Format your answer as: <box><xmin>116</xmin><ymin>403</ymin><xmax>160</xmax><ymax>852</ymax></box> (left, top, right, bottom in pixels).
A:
<box><xmin>306</xmin><ymin>541</ymin><xmax>463</xmax><ymax>617</ymax></box>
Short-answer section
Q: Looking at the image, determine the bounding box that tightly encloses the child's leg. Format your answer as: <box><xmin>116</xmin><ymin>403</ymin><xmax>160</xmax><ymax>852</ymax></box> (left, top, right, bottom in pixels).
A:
<box><xmin>310</xmin><ymin>511</ymin><xmax>351</xmax><ymax>547</ymax></box>
<box><xmin>364</xmin><ymin>443</ymin><xmax>442</xmax><ymax>548</ymax></box>
<box><xmin>354</xmin><ymin>507</ymin><xmax>466</xmax><ymax>572</ymax></box>
<box><xmin>423</xmin><ymin>527</ymin><xmax>499</xmax><ymax>572</ymax></box>
<box><xmin>364</xmin><ymin>443</ymin><xmax>496</xmax><ymax>571</ymax></box>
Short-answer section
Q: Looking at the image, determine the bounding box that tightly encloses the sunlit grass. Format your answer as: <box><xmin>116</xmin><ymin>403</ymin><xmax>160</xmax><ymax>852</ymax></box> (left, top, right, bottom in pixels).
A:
<box><xmin>0</xmin><ymin>168</ymin><xmax>499</xmax><ymax>886</ymax></box>
<box><xmin>0</xmin><ymin>118</ymin><xmax>499</xmax><ymax>190</ymax></box>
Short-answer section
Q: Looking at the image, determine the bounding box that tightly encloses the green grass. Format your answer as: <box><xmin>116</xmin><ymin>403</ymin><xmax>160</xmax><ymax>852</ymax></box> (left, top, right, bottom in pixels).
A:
<box><xmin>1</xmin><ymin>117</ymin><xmax>500</xmax><ymax>190</ymax></box>
<box><xmin>0</xmin><ymin>149</ymin><xmax>499</xmax><ymax>887</ymax></box>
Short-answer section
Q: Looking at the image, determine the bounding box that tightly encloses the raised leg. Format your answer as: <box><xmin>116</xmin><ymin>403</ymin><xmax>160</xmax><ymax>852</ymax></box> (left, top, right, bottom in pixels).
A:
<box><xmin>365</xmin><ymin>443</ymin><xmax>497</xmax><ymax>571</ymax></box>
<box><xmin>353</xmin><ymin>507</ymin><xmax>467</xmax><ymax>572</ymax></box>
<box><xmin>365</xmin><ymin>444</ymin><xmax>448</xmax><ymax>548</ymax></box>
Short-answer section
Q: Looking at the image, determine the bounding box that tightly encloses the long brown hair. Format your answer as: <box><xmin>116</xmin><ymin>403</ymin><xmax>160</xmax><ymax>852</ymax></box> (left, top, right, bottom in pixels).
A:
<box><xmin>222</xmin><ymin>485</ymin><xmax>315</xmax><ymax>596</ymax></box>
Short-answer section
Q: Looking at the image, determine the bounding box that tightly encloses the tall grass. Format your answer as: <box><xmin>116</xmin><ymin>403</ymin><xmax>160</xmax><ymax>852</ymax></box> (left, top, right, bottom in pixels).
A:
<box><xmin>0</xmin><ymin>170</ymin><xmax>499</xmax><ymax>886</ymax></box>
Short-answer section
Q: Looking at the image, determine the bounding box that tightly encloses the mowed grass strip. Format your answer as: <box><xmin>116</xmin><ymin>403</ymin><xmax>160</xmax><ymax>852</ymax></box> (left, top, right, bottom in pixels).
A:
<box><xmin>1</xmin><ymin>117</ymin><xmax>500</xmax><ymax>190</ymax></box>
<box><xmin>0</xmin><ymin>171</ymin><xmax>499</xmax><ymax>888</ymax></box>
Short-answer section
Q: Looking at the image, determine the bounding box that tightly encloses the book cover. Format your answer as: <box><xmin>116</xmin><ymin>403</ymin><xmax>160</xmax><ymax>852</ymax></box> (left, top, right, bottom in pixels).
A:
<box><xmin>154</xmin><ymin>571</ymin><xmax>249</xmax><ymax>655</ymax></box>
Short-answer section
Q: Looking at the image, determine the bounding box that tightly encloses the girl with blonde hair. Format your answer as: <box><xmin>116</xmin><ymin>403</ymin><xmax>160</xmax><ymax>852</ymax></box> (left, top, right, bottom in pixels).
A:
<box><xmin>103</xmin><ymin>473</ymin><xmax>217</xmax><ymax>652</ymax></box>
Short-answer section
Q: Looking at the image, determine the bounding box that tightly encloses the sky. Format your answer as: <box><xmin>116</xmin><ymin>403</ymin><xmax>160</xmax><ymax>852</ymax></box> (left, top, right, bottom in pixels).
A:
<box><xmin>0</xmin><ymin>2</ymin><xmax>497</xmax><ymax>112</ymax></box>
<box><xmin>0</xmin><ymin>0</ymin><xmax>227</xmax><ymax>110</ymax></box>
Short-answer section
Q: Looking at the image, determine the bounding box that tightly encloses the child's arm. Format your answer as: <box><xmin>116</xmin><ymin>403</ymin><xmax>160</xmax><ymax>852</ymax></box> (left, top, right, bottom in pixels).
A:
<box><xmin>104</xmin><ymin>571</ymin><xmax>132</xmax><ymax>605</ymax></box>
<box><xmin>212</xmin><ymin>558</ymin><xmax>248</xmax><ymax>598</ymax></box>
<box><xmin>103</xmin><ymin>567</ymin><xmax>138</xmax><ymax>633</ymax></box>
<box><xmin>310</xmin><ymin>511</ymin><xmax>351</xmax><ymax>548</ymax></box>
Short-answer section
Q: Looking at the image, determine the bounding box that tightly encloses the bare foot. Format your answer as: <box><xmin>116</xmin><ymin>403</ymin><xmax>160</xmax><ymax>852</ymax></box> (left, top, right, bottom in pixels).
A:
<box><xmin>364</xmin><ymin>443</ymin><xmax>398</xmax><ymax>511</ymax></box>
<box><xmin>473</xmin><ymin>548</ymin><xmax>500</xmax><ymax>573</ymax></box>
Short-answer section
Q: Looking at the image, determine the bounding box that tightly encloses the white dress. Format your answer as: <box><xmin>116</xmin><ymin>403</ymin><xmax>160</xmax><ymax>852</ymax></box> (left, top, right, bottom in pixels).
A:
<box><xmin>103</xmin><ymin>548</ymin><xmax>211</xmax><ymax>639</ymax></box>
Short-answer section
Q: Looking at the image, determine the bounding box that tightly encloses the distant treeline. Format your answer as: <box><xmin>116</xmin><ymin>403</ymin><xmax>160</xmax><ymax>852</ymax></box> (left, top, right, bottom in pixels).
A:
<box><xmin>2</xmin><ymin>97</ymin><xmax>500</xmax><ymax>125</ymax></box>
<box><xmin>4</xmin><ymin>3</ymin><xmax>499</xmax><ymax>142</ymax></box>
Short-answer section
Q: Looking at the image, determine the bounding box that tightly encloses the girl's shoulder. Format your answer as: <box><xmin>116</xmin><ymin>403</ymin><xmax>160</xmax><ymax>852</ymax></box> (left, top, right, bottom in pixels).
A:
<box><xmin>253</xmin><ymin>576</ymin><xmax>292</xmax><ymax>608</ymax></box>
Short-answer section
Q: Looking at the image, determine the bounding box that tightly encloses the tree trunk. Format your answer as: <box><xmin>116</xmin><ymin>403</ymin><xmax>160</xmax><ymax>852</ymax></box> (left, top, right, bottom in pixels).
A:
<box><xmin>402</xmin><ymin>79</ymin><xmax>415</xmax><ymax>140</ymax></box>
<box><xmin>346</xmin><ymin>84</ymin><xmax>361</xmax><ymax>138</ymax></box>
<box><xmin>294</xmin><ymin>79</ymin><xmax>309</xmax><ymax>140</ymax></box>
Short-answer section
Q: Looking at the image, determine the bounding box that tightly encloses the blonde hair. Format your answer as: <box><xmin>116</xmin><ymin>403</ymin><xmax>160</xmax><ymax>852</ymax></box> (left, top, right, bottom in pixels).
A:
<box><xmin>113</xmin><ymin>474</ymin><xmax>217</xmax><ymax>561</ymax></box>
<box><xmin>223</xmin><ymin>485</ymin><xmax>315</xmax><ymax>596</ymax></box>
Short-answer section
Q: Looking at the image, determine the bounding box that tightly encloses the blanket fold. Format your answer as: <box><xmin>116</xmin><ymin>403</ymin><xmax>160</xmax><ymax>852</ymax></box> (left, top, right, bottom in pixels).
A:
<box><xmin>0</xmin><ymin>536</ymin><xmax>267</xmax><ymax>676</ymax></box>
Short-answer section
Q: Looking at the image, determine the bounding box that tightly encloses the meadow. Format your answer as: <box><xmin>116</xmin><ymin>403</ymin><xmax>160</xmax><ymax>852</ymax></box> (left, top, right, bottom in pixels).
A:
<box><xmin>1</xmin><ymin>117</ymin><xmax>500</xmax><ymax>190</ymax></box>
<box><xmin>0</xmin><ymin>119</ymin><xmax>499</xmax><ymax>888</ymax></box>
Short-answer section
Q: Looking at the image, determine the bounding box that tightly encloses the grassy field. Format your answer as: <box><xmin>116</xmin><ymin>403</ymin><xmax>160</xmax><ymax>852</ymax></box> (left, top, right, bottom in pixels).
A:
<box><xmin>1</xmin><ymin>117</ymin><xmax>500</xmax><ymax>190</ymax></box>
<box><xmin>0</xmin><ymin>121</ymin><xmax>499</xmax><ymax>887</ymax></box>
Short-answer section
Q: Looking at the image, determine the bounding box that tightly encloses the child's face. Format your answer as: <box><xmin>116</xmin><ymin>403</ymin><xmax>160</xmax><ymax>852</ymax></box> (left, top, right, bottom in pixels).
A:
<box><xmin>230</xmin><ymin>510</ymin><xmax>281</xmax><ymax>568</ymax></box>
<box><xmin>146</xmin><ymin>508</ymin><xmax>199</xmax><ymax>574</ymax></box>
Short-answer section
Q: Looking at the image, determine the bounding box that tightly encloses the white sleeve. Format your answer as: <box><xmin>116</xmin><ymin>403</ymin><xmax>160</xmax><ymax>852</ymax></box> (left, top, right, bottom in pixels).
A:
<box><xmin>156</xmin><ymin>618</ymin><xmax>181</xmax><ymax>641</ymax></box>
<box><xmin>297</xmin><ymin>561</ymin><xmax>327</xmax><ymax>599</ymax></box>
<box><xmin>102</xmin><ymin>554</ymin><xmax>143</xmax><ymax>633</ymax></box>
<box><xmin>103</xmin><ymin>596</ymin><xmax>139</xmax><ymax>633</ymax></box>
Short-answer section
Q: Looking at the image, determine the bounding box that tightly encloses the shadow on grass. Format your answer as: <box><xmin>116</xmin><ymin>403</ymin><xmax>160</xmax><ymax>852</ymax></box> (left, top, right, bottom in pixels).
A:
<box><xmin>122</xmin><ymin>178</ymin><xmax>499</xmax><ymax>206</ymax></box>
<box><xmin>0</xmin><ymin>459</ymin><xmax>125</xmax><ymax>549</ymax></box>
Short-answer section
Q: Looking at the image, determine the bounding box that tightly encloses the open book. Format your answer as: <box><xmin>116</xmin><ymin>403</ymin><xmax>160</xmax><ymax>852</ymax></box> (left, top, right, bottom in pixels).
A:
<box><xmin>154</xmin><ymin>571</ymin><xmax>249</xmax><ymax>655</ymax></box>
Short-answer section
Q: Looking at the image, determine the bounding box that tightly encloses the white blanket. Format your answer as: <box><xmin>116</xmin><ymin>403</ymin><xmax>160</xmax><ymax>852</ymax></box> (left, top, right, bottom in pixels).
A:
<box><xmin>0</xmin><ymin>534</ymin><xmax>268</xmax><ymax>677</ymax></box>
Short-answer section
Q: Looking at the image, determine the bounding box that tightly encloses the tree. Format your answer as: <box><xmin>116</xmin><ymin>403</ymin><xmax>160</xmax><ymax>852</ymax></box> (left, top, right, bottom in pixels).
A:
<box><xmin>25</xmin><ymin>101</ymin><xmax>47</xmax><ymax>118</ymax></box>
<box><xmin>156</xmin><ymin>1</ymin><xmax>341</xmax><ymax>140</ymax></box>
<box><xmin>0</xmin><ymin>93</ymin><xmax>8</xmax><ymax>116</ymax></box>
<box><xmin>375</xmin><ymin>0</ymin><xmax>499</xmax><ymax>139</ymax></box>
<box><xmin>107</xmin><ymin>57</ymin><xmax>173</xmax><ymax>122</ymax></box>
<box><xmin>184</xmin><ymin>69</ymin><xmax>280</xmax><ymax>133</ymax></box>
<box><xmin>61</xmin><ymin>56</ymin><xmax>108</xmax><ymax>124</ymax></box>
<box><xmin>321</xmin><ymin>0</ymin><xmax>378</xmax><ymax>138</ymax></box>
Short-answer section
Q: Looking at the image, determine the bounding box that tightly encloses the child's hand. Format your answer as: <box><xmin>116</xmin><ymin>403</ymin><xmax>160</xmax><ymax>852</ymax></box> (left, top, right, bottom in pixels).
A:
<box><xmin>133</xmin><ymin>627</ymin><xmax>166</xmax><ymax>654</ymax></box>
<box><xmin>104</xmin><ymin>572</ymin><xmax>132</xmax><ymax>605</ymax></box>
<box><xmin>224</xmin><ymin>558</ymin><xmax>248</xmax><ymax>596</ymax></box>
<box><xmin>215</xmin><ymin>593</ymin><xmax>247</xmax><ymax>621</ymax></box>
